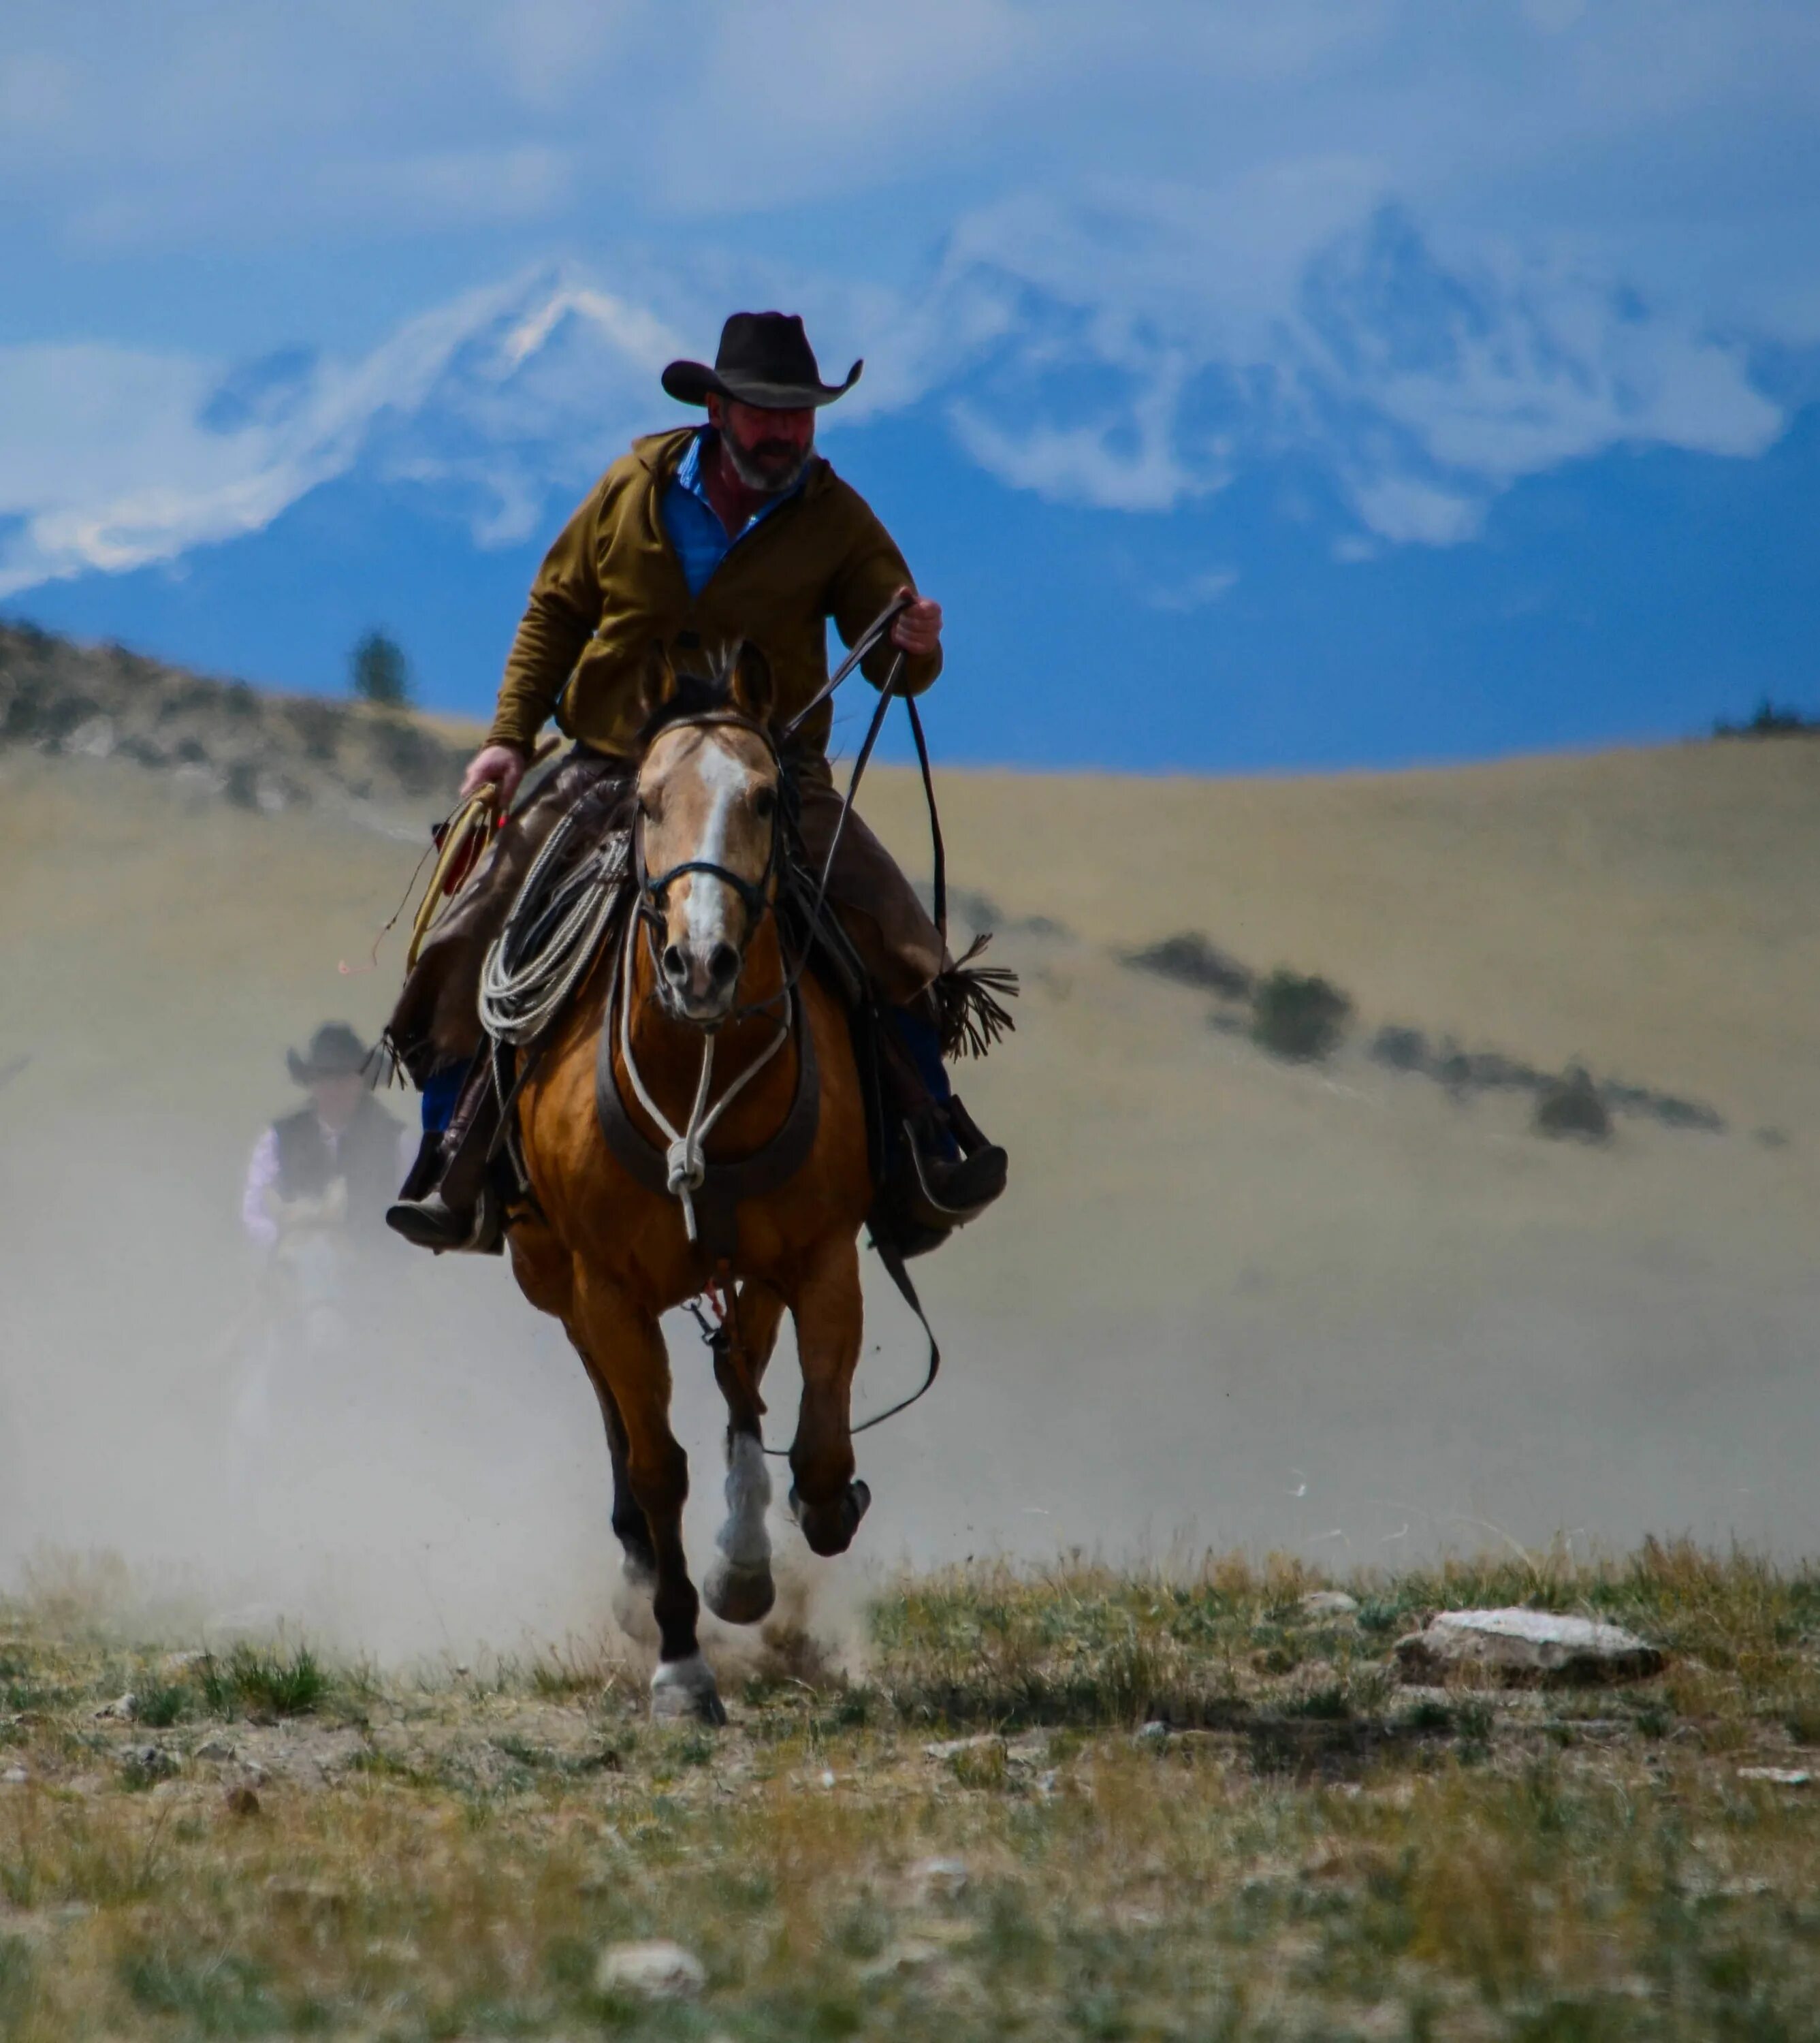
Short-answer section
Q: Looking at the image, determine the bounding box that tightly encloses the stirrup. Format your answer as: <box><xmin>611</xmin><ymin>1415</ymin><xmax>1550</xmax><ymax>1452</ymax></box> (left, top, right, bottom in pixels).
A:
<box><xmin>385</xmin><ymin>1178</ymin><xmax>505</xmax><ymax>1256</ymax></box>
<box><xmin>905</xmin><ymin>1122</ymin><xmax>1007</xmax><ymax>1224</ymax></box>
<box><xmin>874</xmin><ymin>1096</ymin><xmax>1007</xmax><ymax>1259</ymax></box>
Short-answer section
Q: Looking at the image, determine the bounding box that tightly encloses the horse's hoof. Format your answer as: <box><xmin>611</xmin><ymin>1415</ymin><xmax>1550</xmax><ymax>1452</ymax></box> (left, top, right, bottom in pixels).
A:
<box><xmin>703</xmin><ymin>1556</ymin><xmax>777</xmax><ymax>1627</ymax></box>
<box><xmin>650</xmin><ymin>1652</ymin><xmax>726</xmax><ymax>1726</ymax></box>
<box><xmin>787</xmin><ymin>1478</ymin><xmax>872</xmax><ymax>1557</ymax></box>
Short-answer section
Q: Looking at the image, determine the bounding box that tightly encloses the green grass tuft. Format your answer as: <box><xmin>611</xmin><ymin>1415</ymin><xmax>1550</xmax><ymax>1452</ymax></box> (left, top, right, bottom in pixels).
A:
<box><xmin>196</xmin><ymin>1642</ymin><xmax>328</xmax><ymax>1719</ymax></box>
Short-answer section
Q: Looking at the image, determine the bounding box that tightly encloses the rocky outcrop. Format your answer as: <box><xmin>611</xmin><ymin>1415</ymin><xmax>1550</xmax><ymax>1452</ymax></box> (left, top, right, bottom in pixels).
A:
<box><xmin>1394</xmin><ymin>1608</ymin><xmax>1665</xmax><ymax>1685</ymax></box>
<box><xmin>0</xmin><ymin>620</ymin><xmax>468</xmax><ymax>817</ymax></box>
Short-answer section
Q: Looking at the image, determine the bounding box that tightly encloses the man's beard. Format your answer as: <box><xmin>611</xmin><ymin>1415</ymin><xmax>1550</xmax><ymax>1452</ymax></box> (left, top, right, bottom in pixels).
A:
<box><xmin>721</xmin><ymin>420</ymin><xmax>813</xmax><ymax>494</ymax></box>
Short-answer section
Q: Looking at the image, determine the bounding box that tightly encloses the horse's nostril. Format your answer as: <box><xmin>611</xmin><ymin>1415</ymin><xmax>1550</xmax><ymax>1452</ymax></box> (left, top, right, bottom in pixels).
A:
<box><xmin>707</xmin><ymin>943</ymin><xmax>740</xmax><ymax>988</ymax></box>
<box><xmin>661</xmin><ymin>944</ymin><xmax>687</xmax><ymax>984</ymax></box>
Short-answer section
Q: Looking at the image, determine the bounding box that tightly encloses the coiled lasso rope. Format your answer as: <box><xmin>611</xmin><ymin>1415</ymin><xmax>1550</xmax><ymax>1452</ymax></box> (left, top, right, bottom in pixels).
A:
<box><xmin>477</xmin><ymin>813</ymin><xmax>629</xmax><ymax>1049</ymax></box>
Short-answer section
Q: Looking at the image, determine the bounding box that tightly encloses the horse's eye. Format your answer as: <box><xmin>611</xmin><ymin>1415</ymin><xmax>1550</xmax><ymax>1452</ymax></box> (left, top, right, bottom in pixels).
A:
<box><xmin>754</xmin><ymin>787</ymin><xmax>776</xmax><ymax>820</ymax></box>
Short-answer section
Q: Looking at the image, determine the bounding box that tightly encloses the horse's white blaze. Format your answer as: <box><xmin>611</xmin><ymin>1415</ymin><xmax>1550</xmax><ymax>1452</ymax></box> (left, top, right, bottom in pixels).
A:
<box><xmin>680</xmin><ymin>740</ymin><xmax>754</xmax><ymax>950</ymax></box>
<box><xmin>716</xmin><ymin>1430</ymin><xmax>773</xmax><ymax>1571</ymax></box>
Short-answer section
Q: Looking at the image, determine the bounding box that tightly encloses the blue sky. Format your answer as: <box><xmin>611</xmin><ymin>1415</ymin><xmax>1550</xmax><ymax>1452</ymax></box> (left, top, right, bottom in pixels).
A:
<box><xmin>3</xmin><ymin>1</ymin><xmax>1817</xmax><ymax>771</ymax></box>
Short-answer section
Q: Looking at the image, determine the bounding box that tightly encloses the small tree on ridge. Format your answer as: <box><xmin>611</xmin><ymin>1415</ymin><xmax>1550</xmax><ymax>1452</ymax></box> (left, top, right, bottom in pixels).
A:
<box><xmin>349</xmin><ymin>629</ymin><xmax>412</xmax><ymax>710</ymax></box>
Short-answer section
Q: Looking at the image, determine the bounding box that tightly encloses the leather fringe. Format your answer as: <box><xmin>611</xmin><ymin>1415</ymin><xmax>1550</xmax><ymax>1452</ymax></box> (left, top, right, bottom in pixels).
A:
<box><xmin>933</xmin><ymin>934</ymin><xmax>1019</xmax><ymax>1061</ymax></box>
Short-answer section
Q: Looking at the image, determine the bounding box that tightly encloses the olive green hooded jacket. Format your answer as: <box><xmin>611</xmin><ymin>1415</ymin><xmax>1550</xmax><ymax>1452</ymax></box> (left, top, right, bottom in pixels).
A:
<box><xmin>487</xmin><ymin>428</ymin><xmax>939</xmax><ymax>761</ymax></box>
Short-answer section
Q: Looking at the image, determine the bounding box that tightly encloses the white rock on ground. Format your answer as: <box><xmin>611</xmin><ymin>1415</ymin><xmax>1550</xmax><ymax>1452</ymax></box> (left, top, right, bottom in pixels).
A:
<box><xmin>1300</xmin><ymin>1591</ymin><xmax>1360</xmax><ymax>1619</ymax></box>
<box><xmin>594</xmin><ymin>1940</ymin><xmax>706</xmax><ymax>2001</ymax></box>
<box><xmin>1737</xmin><ymin>1767</ymin><xmax>1812</xmax><ymax>1786</ymax></box>
<box><xmin>908</xmin><ymin>1856</ymin><xmax>971</xmax><ymax>1903</ymax></box>
<box><xmin>923</xmin><ymin>1735</ymin><xmax>1003</xmax><ymax>1762</ymax></box>
<box><xmin>1394</xmin><ymin>1609</ymin><xmax>1664</xmax><ymax>1683</ymax></box>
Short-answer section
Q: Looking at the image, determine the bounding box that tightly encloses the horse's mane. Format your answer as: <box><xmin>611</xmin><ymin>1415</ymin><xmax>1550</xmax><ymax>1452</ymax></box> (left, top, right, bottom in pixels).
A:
<box><xmin>633</xmin><ymin>662</ymin><xmax>746</xmax><ymax>753</ymax></box>
<box><xmin>633</xmin><ymin>650</ymin><xmax>810</xmax><ymax>779</ymax></box>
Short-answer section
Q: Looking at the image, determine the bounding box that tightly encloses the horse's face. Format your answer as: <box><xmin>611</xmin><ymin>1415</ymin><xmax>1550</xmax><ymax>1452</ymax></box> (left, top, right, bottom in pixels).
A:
<box><xmin>635</xmin><ymin>649</ymin><xmax>781</xmax><ymax>1027</ymax></box>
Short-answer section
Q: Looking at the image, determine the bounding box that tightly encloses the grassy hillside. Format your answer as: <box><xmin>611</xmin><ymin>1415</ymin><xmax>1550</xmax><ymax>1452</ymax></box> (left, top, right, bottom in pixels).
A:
<box><xmin>5</xmin><ymin>688</ymin><xmax>1820</xmax><ymax>1579</ymax></box>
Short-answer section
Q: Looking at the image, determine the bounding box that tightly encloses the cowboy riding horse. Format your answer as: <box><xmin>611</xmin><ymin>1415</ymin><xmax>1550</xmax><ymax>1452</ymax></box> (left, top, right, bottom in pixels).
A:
<box><xmin>380</xmin><ymin>313</ymin><xmax>1014</xmax><ymax>1718</ymax></box>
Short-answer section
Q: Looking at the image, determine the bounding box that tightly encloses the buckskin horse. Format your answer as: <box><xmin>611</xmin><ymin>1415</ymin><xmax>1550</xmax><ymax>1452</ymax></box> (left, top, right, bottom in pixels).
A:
<box><xmin>504</xmin><ymin>642</ymin><xmax>884</xmax><ymax>1725</ymax></box>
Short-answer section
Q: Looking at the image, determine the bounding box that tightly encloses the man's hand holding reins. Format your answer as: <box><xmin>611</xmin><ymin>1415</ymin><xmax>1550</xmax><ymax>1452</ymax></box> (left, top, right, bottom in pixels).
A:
<box><xmin>461</xmin><ymin>743</ymin><xmax>528</xmax><ymax>810</ymax></box>
<box><xmin>890</xmin><ymin>586</ymin><xmax>942</xmax><ymax>659</ymax></box>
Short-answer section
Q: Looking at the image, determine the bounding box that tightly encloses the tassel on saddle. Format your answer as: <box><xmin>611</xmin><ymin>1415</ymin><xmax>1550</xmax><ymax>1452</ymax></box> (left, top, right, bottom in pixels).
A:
<box><xmin>933</xmin><ymin>933</ymin><xmax>1019</xmax><ymax>1061</ymax></box>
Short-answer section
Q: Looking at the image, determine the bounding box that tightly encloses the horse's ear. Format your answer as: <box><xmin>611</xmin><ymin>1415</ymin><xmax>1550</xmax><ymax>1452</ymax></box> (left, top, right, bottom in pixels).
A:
<box><xmin>636</xmin><ymin>639</ymin><xmax>680</xmax><ymax>728</ymax></box>
<box><xmin>729</xmin><ymin>640</ymin><xmax>775</xmax><ymax>725</ymax></box>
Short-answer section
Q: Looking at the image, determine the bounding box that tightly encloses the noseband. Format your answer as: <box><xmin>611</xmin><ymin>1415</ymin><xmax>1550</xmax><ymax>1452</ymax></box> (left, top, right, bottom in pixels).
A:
<box><xmin>632</xmin><ymin>710</ymin><xmax>785</xmax><ymax>942</ymax></box>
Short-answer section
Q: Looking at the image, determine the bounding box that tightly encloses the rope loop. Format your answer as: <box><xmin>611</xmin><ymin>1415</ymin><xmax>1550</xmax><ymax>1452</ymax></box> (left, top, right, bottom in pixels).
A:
<box><xmin>665</xmin><ymin>1137</ymin><xmax>705</xmax><ymax>1196</ymax></box>
<box><xmin>613</xmin><ymin>919</ymin><xmax>792</xmax><ymax>1248</ymax></box>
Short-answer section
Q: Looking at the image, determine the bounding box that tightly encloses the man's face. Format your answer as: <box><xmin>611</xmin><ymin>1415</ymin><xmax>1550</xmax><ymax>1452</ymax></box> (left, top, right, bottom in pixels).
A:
<box><xmin>709</xmin><ymin>395</ymin><xmax>815</xmax><ymax>494</ymax></box>
<box><xmin>310</xmin><ymin>1073</ymin><xmax>364</xmax><ymax>1131</ymax></box>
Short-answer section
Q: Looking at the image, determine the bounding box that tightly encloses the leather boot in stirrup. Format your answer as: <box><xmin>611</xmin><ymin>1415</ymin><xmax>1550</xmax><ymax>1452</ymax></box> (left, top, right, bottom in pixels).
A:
<box><xmin>385</xmin><ymin>1067</ymin><xmax>507</xmax><ymax>1255</ymax></box>
<box><xmin>385</xmin><ymin>1178</ymin><xmax>503</xmax><ymax>1254</ymax></box>
<box><xmin>883</xmin><ymin>1093</ymin><xmax>1007</xmax><ymax>1256</ymax></box>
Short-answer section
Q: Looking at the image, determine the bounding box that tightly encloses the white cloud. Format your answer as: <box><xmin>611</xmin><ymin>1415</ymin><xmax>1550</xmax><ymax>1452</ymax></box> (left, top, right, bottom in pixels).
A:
<box><xmin>1346</xmin><ymin>477</ymin><xmax>1484</xmax><ymax>548</ymax></box>
<box><xmin>1147</xmin><ymin>567</ymin><xmax>1241</xmax><ymax>612</ymax></box>
<box><xmin>311</xmin><ymin>146</ymin><xmax>576</xmax><ymax>228</ymax></box>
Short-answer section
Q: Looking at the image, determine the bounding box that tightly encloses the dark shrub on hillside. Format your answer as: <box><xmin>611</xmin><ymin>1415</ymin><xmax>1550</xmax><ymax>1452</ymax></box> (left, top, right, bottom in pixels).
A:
<box><xmin>1533</xmin><ymin>1065</ymin><xmax>1612</xmax><ymax>1142</ymax></box>
<box><xmin>366</xmin><ymin>717</ymin><xmax>457</xmax><ymax>799</ymax></box>
<box><xmin>1372</xmin><ymin>1024</ymin><xmax>1429</xmax><ymax>1073</ymax></box>
<box><xmin>1251</xmin><ymin>970</ymin><xmax>1352</xmax><ymax>1062</ymax></box>
<box><xmin>1599</xmin><ymin>1079</ymin><xmax>1724</xmax><ymax>1132</ymax></box>
<box><xmin>1713</xmin><ymin>699</ymin><xmax>1820</xmax><ymax>738</ymax></box>
<box><xmin>1124</xmin><ymin>932</ymin><xmax>1254</xmax><ymax>998</ymax></box>
<box><xmin>285</xmin><ymin>698</ymin><xmax>347</xmax><ymax>761</ymax></box>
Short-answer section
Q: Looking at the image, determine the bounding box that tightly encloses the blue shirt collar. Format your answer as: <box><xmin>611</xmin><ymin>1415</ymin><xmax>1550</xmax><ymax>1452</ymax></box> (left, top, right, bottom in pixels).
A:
<box><xmin>675</xmin><ymin>426</ymin><xmax>806</xmax><ymax>520</ymax></box>
<box><xmin>675</xmin><ymin>426</ymin><xmax>709</xmax><ymax>498</ymax></box>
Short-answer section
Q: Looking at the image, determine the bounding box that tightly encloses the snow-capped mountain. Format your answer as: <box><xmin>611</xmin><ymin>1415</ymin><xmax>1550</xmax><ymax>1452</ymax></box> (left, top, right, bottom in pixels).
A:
<box><xmin>3</xmin><ymin>215</ymin><xmax>1813</xmax><ymax>769</ymax></box>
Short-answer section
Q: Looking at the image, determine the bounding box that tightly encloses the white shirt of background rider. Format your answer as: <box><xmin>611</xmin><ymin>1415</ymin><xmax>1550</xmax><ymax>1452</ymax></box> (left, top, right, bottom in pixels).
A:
<box><xmin>240</xmin><ymin>1073</ymin><xmax>417</xmax><ymax>1250</ymax></box>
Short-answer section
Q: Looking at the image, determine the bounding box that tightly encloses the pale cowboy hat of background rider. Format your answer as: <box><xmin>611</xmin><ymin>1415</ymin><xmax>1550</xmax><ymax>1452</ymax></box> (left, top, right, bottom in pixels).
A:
<box><xmin>285</xmin><ymin>1022</ymin><xmax>374</xmax><ymax>1087</ymax></box>
<box><xmin>661</xmin><ymin>311</ymin><xmax>862</xmax><ymax>411</ymax></box>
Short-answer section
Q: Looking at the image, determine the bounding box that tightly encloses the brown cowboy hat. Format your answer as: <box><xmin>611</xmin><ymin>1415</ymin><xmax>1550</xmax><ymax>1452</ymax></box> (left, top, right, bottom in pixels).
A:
<box><xmin>287</xmin><ymin>1022</ymin><xmax>373</xmax><ymax>1086</ymax></box>
<box><xmin>662</xmin><ymin>311</ymin><xmax>862</xmax><ymax>411</ymax></box>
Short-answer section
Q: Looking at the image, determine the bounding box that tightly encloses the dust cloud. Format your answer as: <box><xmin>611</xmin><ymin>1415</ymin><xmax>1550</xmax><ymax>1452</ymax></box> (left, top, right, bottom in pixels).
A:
<box><xmin>5</xmin><ymin>1083</ymin><xmax>1818</xmax><ymax>1671</ymax></box>
<box><xmin>5</xmin><ymin>736</ymin><xmax>1820</xmax><ymax>1664</ymax></box>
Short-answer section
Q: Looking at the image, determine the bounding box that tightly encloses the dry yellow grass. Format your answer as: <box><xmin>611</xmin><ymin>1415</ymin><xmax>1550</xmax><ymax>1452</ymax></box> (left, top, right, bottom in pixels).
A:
<box><xmin>7</xmin><ymin>674</ymin><xmax>1820</xmax><ymax>2033</ymax></box>
<box><xmin>3</xmin><ymin>1542</ymin><xmax>1819</xmax><ymax>2040</ymax></box>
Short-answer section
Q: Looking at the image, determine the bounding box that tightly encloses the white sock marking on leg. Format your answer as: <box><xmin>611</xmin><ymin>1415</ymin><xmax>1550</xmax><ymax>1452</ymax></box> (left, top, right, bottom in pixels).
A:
<box><xmin>716</xmin><ymin>1431</ymin><xmax>773</xmax><ymax>1570</ymax></box>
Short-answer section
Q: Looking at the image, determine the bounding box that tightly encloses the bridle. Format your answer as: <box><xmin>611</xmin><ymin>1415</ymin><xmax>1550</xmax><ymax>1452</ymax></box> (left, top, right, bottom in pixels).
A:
<box><xmin>630</xmin><ymin>708</ymin><xmax>786</xmax><ymax>1008</ymax></box>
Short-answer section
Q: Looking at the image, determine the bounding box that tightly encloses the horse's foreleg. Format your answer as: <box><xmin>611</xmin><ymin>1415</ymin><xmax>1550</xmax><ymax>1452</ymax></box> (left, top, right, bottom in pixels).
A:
<box><xmin>786</xmin><ymin>1241</ymin><xmax>870</xmax><ymax>1558</ymax></box>
<box><xmin>569</xmin><ymin>1267</ymin><xmax>722</xmax><ymax>1725</ymax></box>
<box><xmin>580</xmin><ymin>1364</ymin><xmax>658</xmax><ymax>1596</ymax></box>
<box><xmin>515</xmin><ymin>1225</ymin><xmax>662</xmax><ymax>1615</ymax></box>
<box><xmin>702</xmin><ymin>1282</ymin><xmax>787</xmax><ymax>1627</ymax></box>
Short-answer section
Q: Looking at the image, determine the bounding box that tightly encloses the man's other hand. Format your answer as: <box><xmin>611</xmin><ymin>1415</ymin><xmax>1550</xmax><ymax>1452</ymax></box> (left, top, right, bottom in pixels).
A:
<box><xmin>460</xmin><ymin>744</ymin><xmax>528</xmax><ymax>808</ymax></box>
<box><xmin>891</xmin><ymin>586</ymin><xmax>943</xmax><ymax>659</ymax></box>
